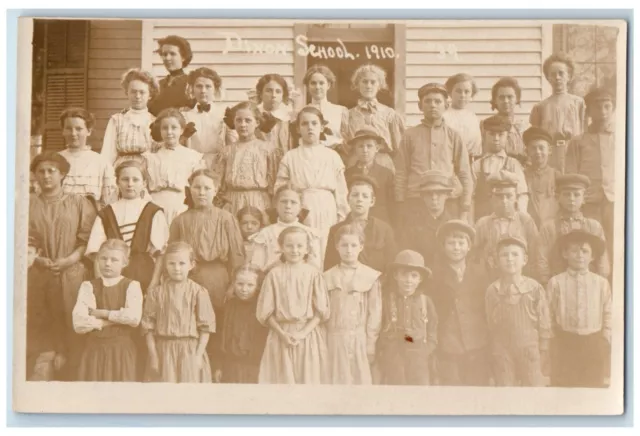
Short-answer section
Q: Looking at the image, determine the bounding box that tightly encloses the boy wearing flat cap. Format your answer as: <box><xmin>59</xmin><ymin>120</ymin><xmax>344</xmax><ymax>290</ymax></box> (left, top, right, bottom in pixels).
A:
<box><xmin>473</xmin><ymin>170</ymin><xmax>540</xmax><ymax>281</ymax></box>
<box><xmin>523</xmin><ymin>126</ymin><xmax>561</xmax><ymax>227</ymax></box>
<box><xmin>472</xmin><ymin>115</ymin><xmax>529</xmax><ymax>220</ymax></box>
<box><xmin>345</xmin><ymin>126</ymin><xmax>395</xmax><ymax>225</ymax></box>
<box><xmin>377</xmin><ymin>250</ymin><xmax>438</xmax><ymax>385</ymax></box>
<box><xmin>26</xmin><ymin>233</ymin><xmax>67</xmax><ymax>381</ymax></box>
<box><xmin>429</xmin><ymin>220</ymin><xmax>492</xmax><ymax>386</ymax></box>
<box><xmin>547</xmin><ymin>229</ymin><xmax>612</xmax><ymax>387</ymax></box>
<box><xmin>485</xmin><ymin>235</ymin><xmax>551</xmax><ymax>387</ymax></box>
<box><xmin>565</xmin><ymin>87</ymin><xmax>616</xmax><ymax>263</ymax></box>
<box><xmin>403</xmin><ymin>170</ymin><xmax>457</xmax><ymax>270</ymax></box>
<box><xmin>538</xmin><ymin>173</ymin><xmax>610</xmax><ymax>285</ymax></box>
<box><xmin>324</xmin><ymin>174</ymin><xmax>397</xmax><ymax>273</ymax></box>
<box><xmin>394</xmin><ymin>83</ymin><xmax>472</xmax><ymax>225</ymax></box>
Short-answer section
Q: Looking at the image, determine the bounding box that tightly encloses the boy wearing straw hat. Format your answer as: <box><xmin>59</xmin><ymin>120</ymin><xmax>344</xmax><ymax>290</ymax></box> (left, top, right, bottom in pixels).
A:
<box><xmin>345</xmin><ymin>126</ymin><xmax>395</xmax><ymax>225</ymax></box>
<box><xmin>485</xmin><ymin>235</ymin><xmax>551</xmax><ymax>387</ymax></box>
<box><xmin>430</xmin><ymin>220</ymin><xmax>492</xmax><ymax>386</ymax></box>
<box><xmin>377</xmin><ymin>250</ymin><xmax>438</xmax><ymax>385</ymax></box>
<box><xmin>565</xmin><ymin>87</ymin><xmax>617</xmax><ymax>266</ymax></box>
<box><xmin>538</xmin><ymin>173</ymin><xmax>610</xmax><ymax>285</ymax></box>
<box><xmin>547</xmin><ymin>229</ymin><xmax>612</xmax><ymax>387</ymax></box>
<box><xmin>403</xmin><ymin>170</ymin><xmax>457</xmax><ymax>270</ymax></box>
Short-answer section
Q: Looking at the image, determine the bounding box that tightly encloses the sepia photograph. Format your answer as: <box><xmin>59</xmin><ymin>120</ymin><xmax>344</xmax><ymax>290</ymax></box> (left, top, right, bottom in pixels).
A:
<box><xmin>11</xmin><ymin>16</ymin><xmax>628</xmax><ymax>415</ymax></box>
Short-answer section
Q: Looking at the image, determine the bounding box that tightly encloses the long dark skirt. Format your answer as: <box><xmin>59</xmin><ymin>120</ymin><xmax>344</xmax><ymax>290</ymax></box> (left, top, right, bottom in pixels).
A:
<box><xmin>78</xmin><ymin>335</ymin><xmax>137</xmax><ymax>382</ymax></box>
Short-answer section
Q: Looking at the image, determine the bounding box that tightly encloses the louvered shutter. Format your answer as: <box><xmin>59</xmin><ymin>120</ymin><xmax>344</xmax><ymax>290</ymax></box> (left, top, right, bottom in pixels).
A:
<box><xmin>42</xmin><ymin>20</ymin><xmax>89</xmax><ymax>152</ymax></box>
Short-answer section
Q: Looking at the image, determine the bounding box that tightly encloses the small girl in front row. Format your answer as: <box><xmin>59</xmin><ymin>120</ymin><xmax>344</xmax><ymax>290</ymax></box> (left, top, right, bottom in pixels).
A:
<box><xmin>72</xmin><ymin>239</ymin><xmax>143</xmax><ymax>382</ymax></box>
<box><xmin>248</xmin><ymin>183</ymin><xmax>322</xmax><ymax>272</ymax></box>
<box><xmin>101</xmin><ymin>68</ymin><xmax>159</xmax><ymax>168</ymax></box>
<box><xmin>257</xmin><ymin>226</ymin><xmax>330</xmax><ymax>384</ymax></box>
<box><xmin>324</xmin><ymin>224</ymin><xmax>382</xmax><ymax>385</ymax></box>
<box><xmin>219</xmin><ymin>264</ymin><xmax>269</xmax><ymax>384</ymax></box>
<box><xmin>145</xmin><ymin>108</ymin><xmax>206</xmax><ymax>226</ymax></box>
<box><xmin>236</xmin><ymin>206</ymin><xmax>266</xmax><ymax>262</ymax></box>
<box><xmin>217</xmin><ymin>101</ymin><xmax>282</xmax><ymax>215</ymax></box>
<box><xmin>141</xmin><ymin>242</ymin><xmax>216</xmax><ymax>383</ymax></box>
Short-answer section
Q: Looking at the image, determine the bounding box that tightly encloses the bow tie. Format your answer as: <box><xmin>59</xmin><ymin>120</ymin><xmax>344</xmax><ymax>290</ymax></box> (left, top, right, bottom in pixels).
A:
<box><xmin>197</xmin><ymin>103</ymin><xmax>211</xmax><ymax>113</ymax></box>
<box><xmin>358</xmin><ymin>100</ymin><xmax>378</xmax><ymax>112</ymax></box>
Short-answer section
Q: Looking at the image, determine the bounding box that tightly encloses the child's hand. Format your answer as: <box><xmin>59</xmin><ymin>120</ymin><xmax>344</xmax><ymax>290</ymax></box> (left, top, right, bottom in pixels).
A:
<box><xmin>214</xmin><ymin>369</ymin><xmax>223</xmax><ymax>383</ymax></box>
<box><xmin>34</xmin><ymin>257</ymin><xmax>54</xmax><ymax>269</ymax></box>
<box><xmin>89</xmin><ymin>308</ymin><xmax>110</xmax><ymax>320</ymax></box>
<box><xmin>50</xmin><ymin>257</ymin><xmax>73</xmax><ymax>273</ymax></box>
<box><xmin>246</xmin><ymin>89</ymin><xmax>259</xmax><ymax>104</ymax></box>
<box><xmin>193</xmin><ymin>352</ymin><xmax>204</xmax><ymax>371</ymax></box>
<box><xmin>290</xmin><ymin>330</ymin><xmax>308</xmax><ymax>343</ymax></box>
<box><xmin>53</xmin><ymin>353</ymin><xmax>66</xmax><ymax>371</ymax></box>
<box><xmin>149</xmin><ymin>353</ymin><xmax>160</xmax><ymax>375</ymax></box>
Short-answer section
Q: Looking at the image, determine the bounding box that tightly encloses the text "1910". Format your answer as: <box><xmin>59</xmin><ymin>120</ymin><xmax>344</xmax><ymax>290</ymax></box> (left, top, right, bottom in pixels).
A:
<box><xmin>365</xmin><ymin>43</ymin><xmax>459</xmax><ymax>60</ymax></box>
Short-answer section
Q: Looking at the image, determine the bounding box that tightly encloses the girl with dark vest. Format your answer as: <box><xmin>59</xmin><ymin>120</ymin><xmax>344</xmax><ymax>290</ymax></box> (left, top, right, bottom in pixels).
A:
<box><xmin>72</xmin><ymin>239</ymin><xmax>143</xmax><ymax>382</ymax></box>
<box><xmin>85</xmin><ymin>160</ymin><xmax>169</xmax><ymax>293</ymax></box>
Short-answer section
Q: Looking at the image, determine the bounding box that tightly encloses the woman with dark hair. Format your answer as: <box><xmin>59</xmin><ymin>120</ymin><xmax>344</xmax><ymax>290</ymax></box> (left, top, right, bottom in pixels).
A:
<box><xmin>29</xmin><ymin>151</ymin><xmax>98</xmax><ymax>380</ymax></box>
<box><xmin>148</xmin><ymin>35</ymin><xmax>195</xmax><ymax>116</ymax></box>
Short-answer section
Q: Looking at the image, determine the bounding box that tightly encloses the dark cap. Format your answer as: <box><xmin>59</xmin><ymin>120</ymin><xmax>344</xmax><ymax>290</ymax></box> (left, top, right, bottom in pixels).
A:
<box><xmin>482</xmin><ymin>115</ymin><xmax>512</xmax><ymax>133</ymax></box>
<box><xmin>420</xmin><ymin>170</ymin><xmax>454</xmax><ymax>193</ymax></box>
<box><xmin>584</xmin><ymin>87</ymin><xmax>615</xmax><ymax>108</ymax></box>
<box><xmin>523</xmin><ymin>126</ymin><xmax>553</xmax><ymax>145</ymax></box>
<box><xmin>436</xmin><ymin>219</ymin><xmax>476</xmax><ymax>244</ymax></box>
<box><xmin>556</xmin><ymin>173</ymin><xmax>591</xmax><ymax>191</ymax></box>
<box><xmin>496</xmin><ymin>234</ymin><xmax>528</xmax><ymax>254</ymax></box>
<box><xmin>559</xmin><ymin>229</ymin><xmax>605</xmax><ymax>258</ymax></box>
<box><xmin>347</xmin><ymin>173</ymin><xmax>379</xmax><ymax>196</ymax></box>
<box><xmin>418</xmin><ymin>83</ymin><xmax>449</xmax><ymax>101</ymax></box>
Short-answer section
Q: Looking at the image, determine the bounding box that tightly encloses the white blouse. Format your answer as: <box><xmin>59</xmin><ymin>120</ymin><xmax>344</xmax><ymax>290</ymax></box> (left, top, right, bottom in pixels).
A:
<box><xmin>72</xmin><ymin>276</ymin><xmax>143</xmax><ymax>334</ymax></box>
<box><xmin>181</xmin><ymin>103</ymin><xmax>228</xmax><ymax>157</ymax></box>
<box><xmin>58</xmin><ymin>148</ymin><xmax>117</xmax><ymax>204</ymax></box>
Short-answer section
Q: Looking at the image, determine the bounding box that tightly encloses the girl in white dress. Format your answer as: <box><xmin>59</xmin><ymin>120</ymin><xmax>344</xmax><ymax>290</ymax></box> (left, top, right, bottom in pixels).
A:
<box><xmin>145</xmin><ymin>108</ymin><xmax>206</xmax><ymax>226</ymax></box>
<box><xmin>274</xmin><ymin>107</ymin><xmax>349</xmax><ymax>263</ymax></box>
<box><xmin>101</xmin><ymin>69</ymin><xmax>159</xmax><ymax>168</ymax></box>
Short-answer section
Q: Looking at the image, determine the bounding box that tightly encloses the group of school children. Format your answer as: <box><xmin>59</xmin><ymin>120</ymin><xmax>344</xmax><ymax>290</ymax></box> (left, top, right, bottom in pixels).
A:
<box><xmin>26</xmin><ymin>34</ymin><xmax>616</xmax><ymax>388</ymax></box>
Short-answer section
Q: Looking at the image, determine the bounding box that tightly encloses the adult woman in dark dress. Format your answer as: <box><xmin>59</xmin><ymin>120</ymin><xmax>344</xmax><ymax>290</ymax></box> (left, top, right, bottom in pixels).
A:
<box><xmin>148</xmin><ymin>35</ymin><xmax>195</xmax><ymax>117</ymax></box>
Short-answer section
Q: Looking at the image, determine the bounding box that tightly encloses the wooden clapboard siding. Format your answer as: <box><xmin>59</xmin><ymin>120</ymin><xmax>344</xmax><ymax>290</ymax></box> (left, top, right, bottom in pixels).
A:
<box><xmin>404</xmin><ymin>21</ymin><xmax>546</xmax><ymax>127</ymax></box>
<box><xmin>86</xmin><ymin>20</ymin><xmax>143</xmax><ymax>151</ymax></box>
<box><xmin>145</xmin><ymin>20</ymin><xmax>295</xmax><ymax>107</ymax></box>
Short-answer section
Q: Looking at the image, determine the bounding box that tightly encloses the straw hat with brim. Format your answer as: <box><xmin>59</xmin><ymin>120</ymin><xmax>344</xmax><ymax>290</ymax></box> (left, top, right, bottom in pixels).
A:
<box><xmin>436</xmin><ymin>219</ymin><xmax>476</xmax><ymax>245</ymax></box>
<box><xmin>388</xmin><ymin>250</ymin><xmax>432</xmax><ymax>280</ymax></box>
<box><xmin>558</xmin><ymin>229</ymin><xmax>605</xmax><ymax>258</ymax></box>
<box><xmin>348</xmin><ymin>126</ymin><xmax>387</xmax><ymax>149</ymax></box>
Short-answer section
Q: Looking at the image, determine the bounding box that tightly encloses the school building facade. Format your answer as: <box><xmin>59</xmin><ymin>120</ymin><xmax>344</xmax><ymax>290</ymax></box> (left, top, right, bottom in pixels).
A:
<box><xmin>32</xmin><ymin>19</ymin><xmax>619</xmax><ymax>152</ymax></box>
